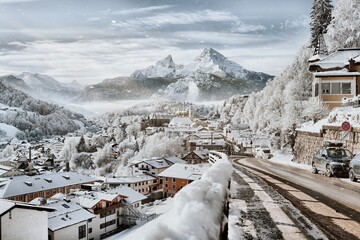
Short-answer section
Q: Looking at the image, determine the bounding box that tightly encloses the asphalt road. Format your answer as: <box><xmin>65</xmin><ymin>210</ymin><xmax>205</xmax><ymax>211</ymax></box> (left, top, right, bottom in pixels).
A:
<box><xmin>231</xmin><ymin>156</ymin><xmax>360</xmax><ymax>240</ymax></box>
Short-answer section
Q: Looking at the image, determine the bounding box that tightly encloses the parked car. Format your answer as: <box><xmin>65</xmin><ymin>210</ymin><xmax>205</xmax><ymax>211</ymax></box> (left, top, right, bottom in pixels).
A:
<box><xmin>349</xmin><ymin>153</ymin><xmax>360</xmax><ymax>182</ymax></box>
<box><xmin>312</xmin><ymin>142</ymin><xmax>353</xmax><ymax>177</ymax></box>
<box><xmin>252</xmin><ymin>145</ymin><xmax>272</xmax><ymax>159</ymax></box>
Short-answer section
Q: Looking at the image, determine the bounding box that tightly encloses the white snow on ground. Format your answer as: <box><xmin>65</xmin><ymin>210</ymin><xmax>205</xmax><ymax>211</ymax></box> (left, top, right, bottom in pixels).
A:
<box><xmin>235</xmin><ymin>170</ymin><xmax>306</xmax><ymax>240</ymax></box>
<box><xmin>228</xmin><ymin>180</ymin><xmax>257</xmax><ymax>240</ymax></box>
<box><xmin>228</xmin><ymin>199</ymin><xmax>257</xmax><ymax>240</ymax></box>
<box><xmin>270</xmin><ymin>150</ymin><xmax>312</xmax><ymax>171</ymax></box>
<box><xmin>0</xmin><ymin>123</ymin><xmax>20</xmax><ymax>140</ymax></box>
<box><xmin>298</xmin><ymin>106</ymin><xmax>360</xmax><ymax>133</ymax></box>
<box><xmin>115</xmin><ymin>154</ymin><xmax>233</xmax><ymax>240</ymax></box>
<box><xmin>297</xmin><ymin>118</ymin><xmax>328</xmax><ymax>133</ymax></box>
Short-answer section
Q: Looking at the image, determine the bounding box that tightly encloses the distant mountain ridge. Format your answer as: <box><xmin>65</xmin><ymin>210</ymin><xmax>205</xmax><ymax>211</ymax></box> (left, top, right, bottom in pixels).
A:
<box><xmin>77</xmin><ymin>48</ymin><xmax>273</xmax><ymax>102</ymax></box>
<box><xmin>0</xmin><ymin>72</ymin><xmax>83</xmax><ymax>103</ymax></box>
<box><xmin>0</xmin><ymin>81</ymin><xmax>87</xmax><ymax>140</ymax></box>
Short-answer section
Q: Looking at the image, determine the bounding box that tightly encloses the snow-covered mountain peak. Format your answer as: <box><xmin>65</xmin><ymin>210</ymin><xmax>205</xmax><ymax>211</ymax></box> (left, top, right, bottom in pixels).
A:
<box><xmin>194</xmin><ymin>48</ymin><xmax>227</xmax><ymax>66</ymax></box>
<box><xmin>131</xmin><ymin>54</ymin><xmax>177</xmax><ymax>79</ymax></box>
<box><xmin>156</xmin><ymin>55</ymin><xmax>175</xmax><ymax>68</ymax></box>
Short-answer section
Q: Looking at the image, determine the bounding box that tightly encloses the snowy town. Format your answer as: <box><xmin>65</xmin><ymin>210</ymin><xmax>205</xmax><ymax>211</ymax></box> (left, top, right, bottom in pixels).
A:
<box><xmin>1</xmin><ymin>0</ymin><xmax>360</xmax><ymax>240</ymax></box>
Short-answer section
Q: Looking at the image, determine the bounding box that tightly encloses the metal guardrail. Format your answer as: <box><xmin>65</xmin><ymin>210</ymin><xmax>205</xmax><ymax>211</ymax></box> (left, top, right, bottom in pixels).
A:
<box><xmin>208</xmin><ymin>151</ymin><xmax>223</xmax><ymax>164</ymax></box>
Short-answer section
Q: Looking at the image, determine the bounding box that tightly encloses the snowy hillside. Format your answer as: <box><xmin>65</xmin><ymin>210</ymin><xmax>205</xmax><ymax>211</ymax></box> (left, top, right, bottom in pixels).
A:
<box><xmin>0</xmin><ymin>82</ymin><xmax>88</xmax><ymax>141</ymax></box>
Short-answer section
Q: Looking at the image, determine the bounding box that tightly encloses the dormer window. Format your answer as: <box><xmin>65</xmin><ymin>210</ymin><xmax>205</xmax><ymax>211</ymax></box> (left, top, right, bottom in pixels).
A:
<box><xmin>44</xmin><ymin>178</ymin><xmax>52</xmax><ymax>183</ymax></box>
<box><xmin>62</xmin><ymin>175</ymin><xmax>70</xmax><ymax>180</ymax></box>
<box><xmin>24</xmin><ymin>181</ymin><xmax>32</xmax><ymax>186</ymax></box>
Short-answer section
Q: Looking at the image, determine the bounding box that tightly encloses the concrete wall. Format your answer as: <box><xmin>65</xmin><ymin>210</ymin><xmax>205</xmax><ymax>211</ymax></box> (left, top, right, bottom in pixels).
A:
<box><xmin>1</xmin><ymin>208</ymin><xmax>48</xmax><ymax>240</ymax></box>
<box><xmin>50</xmin><ymin>221</ymin><xmax>88</xmax><ymax>240</ymax></box>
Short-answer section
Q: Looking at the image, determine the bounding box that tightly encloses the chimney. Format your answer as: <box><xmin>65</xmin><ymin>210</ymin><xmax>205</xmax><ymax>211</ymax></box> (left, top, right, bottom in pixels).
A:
<box><xmin>349</xmin><ymin>58</ymin><xmax>355</xmax><ymax>72</ymax></box>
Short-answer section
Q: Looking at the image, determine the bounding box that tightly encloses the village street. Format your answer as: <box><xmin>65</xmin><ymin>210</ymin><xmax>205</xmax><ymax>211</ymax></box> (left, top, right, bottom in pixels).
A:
<box><xmin>230</xmin><ymin>156</ymin><xmax>360</xmax><ymax>240</ymax></box>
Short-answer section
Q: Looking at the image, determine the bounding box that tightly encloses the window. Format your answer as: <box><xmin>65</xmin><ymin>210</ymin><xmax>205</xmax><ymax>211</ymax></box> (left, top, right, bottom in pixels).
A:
<box><xmin>331</xmin><ymin>82</ymin><xmax>340</xmax><ymax>94</ymax></box>
<box><xmin>322</xmin><ymin>82</ymin><xmax>352</xmax><ymax>95</ymax></box>
<box><xmin>52</xmin><ymin>189</ymin><xmax>56</xmax><ymax>194</ymax></box>
<box><xmin>88</xmin><ymin>228</ymin><xmax>92</xmax><ymax>234</ymax></box>
<box><xmin>342</xmin><ymin>82</ymin><xmax>351</xmax><ymax>94</ymax></box>
<box><xmin>78</xmin><ymin>225</ymin><xmax>86</xmax><ymax>239</ymax></box>
<box><xmin>100</xmin><ymin>209</ymin><xmax>116</xmax><ymax>218</ymax></box>
<box><xmin>321</xmin><ymin>83</ymin><xmax>330</xmax><ymax>94</ymax></box>
<box><xmin>165</xmin><ymin>184</ymin><xmax>168</xmax><ymax>188</ymax></box>
<box><xmin>172</xmin><ymin>178</ymin><xmax>176</xmax><ymax>182</ymax></box>
<box><xmin>172</xmin><ymin>184</ymin><xmax>176</xmax><ymax>189</ymax></box>
<box><xmin>100</xmin><ymin>220</ymin><xmax>116</xmax><ymax>229</ymax></box>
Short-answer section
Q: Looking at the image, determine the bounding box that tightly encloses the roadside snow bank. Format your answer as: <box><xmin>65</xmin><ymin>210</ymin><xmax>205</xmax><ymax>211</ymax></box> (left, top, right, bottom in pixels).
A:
<box><xmin>119</xmin><ymin>153</ymin><xmax>233</xmax><ymax>240</ymax></box>
<box><xmin>270</xmin><ymin>150</ymin><xmax>311</xmax><ymax>170</ymax></box>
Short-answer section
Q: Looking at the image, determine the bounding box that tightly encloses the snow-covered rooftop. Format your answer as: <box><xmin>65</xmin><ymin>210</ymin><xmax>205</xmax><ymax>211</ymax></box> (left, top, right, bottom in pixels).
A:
<box><xmin>189</xmin><ymin>139</ymin><xmax>226</xmax><ymax>146</ymax></box>
<box><xmin>0</xmin><ymin>199</ymin><xmax>54</xmax><ymax>215</ymax></box>
<box><xmin>107</xmin><ymin>186</ymin><xmax>146</xmax><ymax>204</ymax></box>
<box><xmin>169</xmin><ymin>117</ymin><xmax>193</xmax><ymax>127</ymax></box>
<box><xmin>314</xmin><ymin>69</ymin><xmax>360</xmax><ymax>77</ymax></box>
<box><xmin>99</xmin><ymin>174</ymin><xmax>156</xmax><ymax>184</ymax></box>
<box><xmin>310</xmin><ymin>48</ymin><xmax>360</xmax><ymax>69</ymax></box>
<box><xmin>158</xmin><ymin>163</ymin><xmax>210</xmax><ymax>180</ymax></box>
<box><xmin>0</xmin><ymin>172</ymin><xmax>95</xmax><ymax>198</ymax></box>
<box><xmin>47</xmin><ymin>200</ymin><xmax>95</xmax><ymax>231</ymax></box>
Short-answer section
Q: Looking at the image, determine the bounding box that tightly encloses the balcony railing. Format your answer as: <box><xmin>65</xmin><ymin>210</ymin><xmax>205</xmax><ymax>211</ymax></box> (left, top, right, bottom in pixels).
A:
<box><xmin>94</xmin><ymin>202</ymin><xmax>122</xmax><ymax>215</ymax></box>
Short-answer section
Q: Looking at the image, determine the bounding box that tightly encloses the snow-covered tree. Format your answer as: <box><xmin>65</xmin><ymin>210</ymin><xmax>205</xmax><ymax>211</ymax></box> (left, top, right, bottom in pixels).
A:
<box><xmin>310</xmin><ymin>0</ymin><xmax>333</xmax><ymax>54</ymax></box>
<box><xmin>326</xmin><ymin>0</ymin><xmax>360</xmax><ymax>51</ymax></box>
<box><xmin>242</xmin><ymin>45</ymin><xmax>328</xmax><ymax>148</ymax></box>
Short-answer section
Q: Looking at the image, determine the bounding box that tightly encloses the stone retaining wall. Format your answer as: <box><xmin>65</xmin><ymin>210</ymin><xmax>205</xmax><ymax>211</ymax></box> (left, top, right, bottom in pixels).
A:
<box><xmin>294</xmin><ymin>131</ymin><xmax>323</xmax><ymax>164</ymax></box>
<box><xmin>294</xmin><ymin>126</ymin><xmax>360</xmax><ymax>164</ymax></box>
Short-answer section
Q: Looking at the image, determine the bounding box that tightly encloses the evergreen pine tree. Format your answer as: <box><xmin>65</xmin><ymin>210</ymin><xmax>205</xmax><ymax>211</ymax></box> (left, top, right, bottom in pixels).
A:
<box><xmin>310</xmin><ymin>0</ymin><xmax>333</xmax><ymax>54</ymax></box>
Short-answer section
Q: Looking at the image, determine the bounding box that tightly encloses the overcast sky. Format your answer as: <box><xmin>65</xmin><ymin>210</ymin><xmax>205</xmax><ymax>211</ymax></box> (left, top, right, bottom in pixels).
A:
<box><xmin>0</xmin><ymin>0</ymin><xmax>312</xmax><ymax>84</ymax></box>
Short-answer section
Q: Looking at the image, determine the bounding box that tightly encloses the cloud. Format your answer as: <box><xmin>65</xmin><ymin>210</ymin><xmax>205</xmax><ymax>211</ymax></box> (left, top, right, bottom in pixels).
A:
<box><xmin>111</xmin><ymin>5</ymin><xmax>174</xmax><ymax>15</ymax></box>
<box><xmin>112</xmin><ymin>10</ymin><xmax>238</xmax><ymax>30</ymax></box>
<box><xmin>231</xmin><ymin>21</ymin><xmax>267</xmax><ymax>33</ymax></box>
<box><xmin>0</xmin><ymin>0</ymin><xmax>38</xmax><ymax>3</ymax></box>
<box><xmin>171</xmin><ymin>31</ymin><xmax>272</xmax><ymax>46</ymax></box>
<box><xmin>280</xmin><ymin>15</ymin><xmax>310</xmax><ymax>29</ymax></box>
